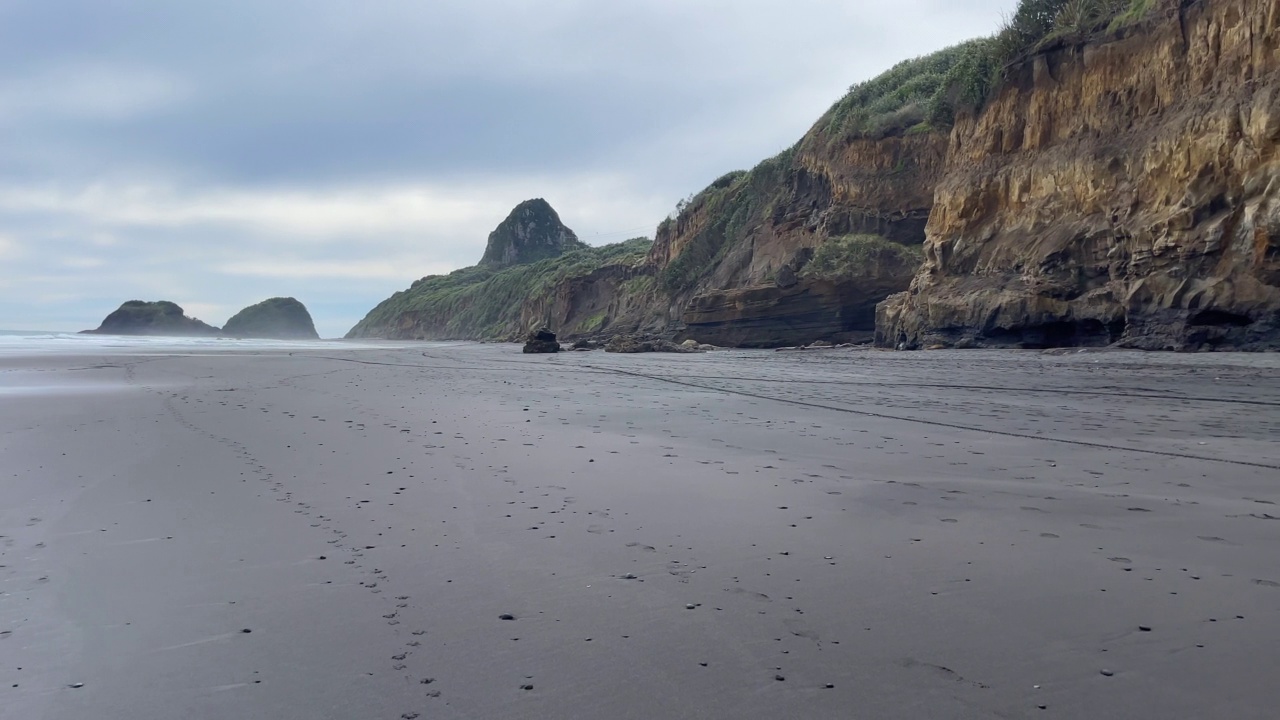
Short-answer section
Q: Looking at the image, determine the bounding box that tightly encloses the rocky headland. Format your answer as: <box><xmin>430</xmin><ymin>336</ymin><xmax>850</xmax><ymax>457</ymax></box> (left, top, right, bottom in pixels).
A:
<box><xmin>346</xmin><ymin>199</ymin><xmax>653</xmax><ymax>340</ymax></box>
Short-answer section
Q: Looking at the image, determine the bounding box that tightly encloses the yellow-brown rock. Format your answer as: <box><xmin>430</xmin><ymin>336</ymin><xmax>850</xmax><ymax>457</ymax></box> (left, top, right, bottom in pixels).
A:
<box><xmin>879</xmin><ymin>0</ymin><xmax>1280</xmax><ymax>350</ymax></box>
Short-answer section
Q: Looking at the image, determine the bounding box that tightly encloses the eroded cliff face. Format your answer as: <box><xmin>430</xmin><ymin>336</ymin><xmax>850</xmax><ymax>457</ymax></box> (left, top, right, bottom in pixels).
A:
<box><xmin>519</xmin><ymin>264</ymin><xmax>666</xmax><ymax>340</ymax></box>
<box><xmin>633</xmin><ymin>130</ymin><xmax>947</xmax><ymax>346</ymax></box>
<box><xmin>879</xmin><ymin>0</ymin><xmax>1280</xmax><ymax>350</ymax></box>
<box><xmin>680</xmin><ymin>273</ymin><xmax>912</xmax><ymax>348</ymax></box>
<box><xmin>649</xmin><ymin>135</ymin><xmax>942</xmax><ymax>286</ymax></box>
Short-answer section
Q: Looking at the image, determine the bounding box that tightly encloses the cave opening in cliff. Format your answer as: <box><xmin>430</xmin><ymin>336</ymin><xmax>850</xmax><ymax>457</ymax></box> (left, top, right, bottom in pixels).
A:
<box><xmin>1188</xmin><ymin>309</ymin><xmax>1252</xmax><ymax>327</ymax></box>
<box><xmin>986</xmin><ymin>318</ymin><xmax>1125</xmax><ymax>349</ymax></box>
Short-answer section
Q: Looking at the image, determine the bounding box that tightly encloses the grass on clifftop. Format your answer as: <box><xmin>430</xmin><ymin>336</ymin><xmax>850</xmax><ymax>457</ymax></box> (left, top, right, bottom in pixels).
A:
<box><xmin>799</xmin><ymin>235</ymin><xmax>923</xmax><ymax>281</ymax></box>
<box><xmin>349</xmin><ymin>238</ymin><xmax>651</xmax><ymax>339</ymax></box>
<box><xmin>933</xmin><ymin>0</ymin><xmax>1158</xmax><ymax>120</ymax></box>
<box><xmin>821</xmin><ymin>41</ymin><xmax>983</xmax><ymax>141</ymax></box>
<box><xmin>821</xmin><ymin>0</ymin><xmax>1158</xmax><ymax>139</ymax></box>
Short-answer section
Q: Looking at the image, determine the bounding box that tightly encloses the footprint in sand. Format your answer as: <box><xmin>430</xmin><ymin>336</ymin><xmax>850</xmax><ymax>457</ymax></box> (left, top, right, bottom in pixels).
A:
<box><xmin>724</xmin><ymin>588</ymin><xmax>771</xmax><ymax>602</ymax></box>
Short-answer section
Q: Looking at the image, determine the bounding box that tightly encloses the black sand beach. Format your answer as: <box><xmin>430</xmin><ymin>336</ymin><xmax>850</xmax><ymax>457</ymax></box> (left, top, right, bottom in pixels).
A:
<box><xmin>2</xmin><ymin>342</ymin><xmax>1278</xmax><ymax>719</ymax></box>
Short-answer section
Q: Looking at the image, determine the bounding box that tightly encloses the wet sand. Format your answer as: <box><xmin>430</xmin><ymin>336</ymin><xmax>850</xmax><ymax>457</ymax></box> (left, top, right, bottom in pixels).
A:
<box><xmin>2</xmin><ymin>342</ymin><xmax>1278</xmax><ymax>719</ymax></box>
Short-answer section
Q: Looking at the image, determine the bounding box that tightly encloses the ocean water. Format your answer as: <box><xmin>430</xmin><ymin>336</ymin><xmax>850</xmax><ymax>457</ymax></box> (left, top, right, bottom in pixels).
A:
<box><xmin>0</xmin><ymin>330</ymin><xmax>393</xmax><ymax>357</ymax></box>
<box><xmin>0</xmin><ymin>331</ymin><xmax>413</xmax><ymax>395</ymax></box>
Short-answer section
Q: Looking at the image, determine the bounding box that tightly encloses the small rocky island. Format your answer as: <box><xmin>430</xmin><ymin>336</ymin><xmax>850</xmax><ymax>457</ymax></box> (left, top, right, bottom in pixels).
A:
<box><xmin>222</xmin><ymin>297</ymin><xmax>320</xmax><ymax>339</ymax></box>
<box><xmin>82</xmin><ymin>300</ymin><xmax>221</xmax><ymax>336</ymax></box>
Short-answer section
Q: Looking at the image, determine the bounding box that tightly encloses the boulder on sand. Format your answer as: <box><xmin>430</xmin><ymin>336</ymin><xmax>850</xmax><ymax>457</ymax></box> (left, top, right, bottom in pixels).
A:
<box><xmin>523</xmin><ymin>328</ymin><xmax>561</xmax><ymax>353</ymax></box>
<box><xmin>604</xmin><ymin>334</ymin><xmax>702</xmax><ymax>354</ymax></box>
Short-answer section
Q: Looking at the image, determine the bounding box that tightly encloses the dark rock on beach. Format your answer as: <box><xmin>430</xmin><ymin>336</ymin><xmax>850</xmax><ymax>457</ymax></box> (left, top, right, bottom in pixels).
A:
<box><xmin>522</xmin><ymin>328</ymin><xmax>561</xmax><ymax>353</ymax></box>
<box><xmin>604</xmin><ymin>334</ymin><xmax>701</xmax><ymax>354</ymax></box>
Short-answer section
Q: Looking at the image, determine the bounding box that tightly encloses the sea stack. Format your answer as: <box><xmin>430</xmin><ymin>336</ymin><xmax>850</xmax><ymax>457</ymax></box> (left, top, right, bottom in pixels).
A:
<box><xmin>83</xmin><ymin>300</ymin><xmax>221</xmax><ymax>336</ymax></box>
<box><xmin>222</xmin><ymin>297</ymin><xmax>320</xmax><ymax>339</ymax></box>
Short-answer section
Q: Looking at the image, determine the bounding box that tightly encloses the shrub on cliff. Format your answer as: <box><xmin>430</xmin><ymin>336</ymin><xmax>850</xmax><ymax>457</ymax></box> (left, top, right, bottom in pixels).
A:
<box><xmin>799</xmin><ymin>235</ymin><xmax>923</xmax><ymax>282</ymax></box>
<box><xmin>660</xmin><ymin>147</ymin><xmax>795</xmax><ymax>293</ymax></box>
<box><xmin>823</xmin><ymin>41</ymin><xmax>981</xmax><ymax>141</ymax></box>
<box><xmin>927</xmin><ymin>0</ymin><xmax>1156</xmax><ymax>122</ymax></box>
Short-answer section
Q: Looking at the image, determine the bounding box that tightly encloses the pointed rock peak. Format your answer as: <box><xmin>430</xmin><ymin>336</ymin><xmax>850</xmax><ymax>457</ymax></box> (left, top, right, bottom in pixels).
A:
<box><xmin>479</xmin><ymin>198</ymin><xmax>585</xmax><ymax>268</ymax></box>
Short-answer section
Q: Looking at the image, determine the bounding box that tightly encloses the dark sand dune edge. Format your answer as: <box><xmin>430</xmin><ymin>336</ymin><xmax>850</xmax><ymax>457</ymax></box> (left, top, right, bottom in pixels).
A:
<box><xmin>2</xmin><ymin>344</ymin><xmax>1278</xmax><ymax>719</ymax></box>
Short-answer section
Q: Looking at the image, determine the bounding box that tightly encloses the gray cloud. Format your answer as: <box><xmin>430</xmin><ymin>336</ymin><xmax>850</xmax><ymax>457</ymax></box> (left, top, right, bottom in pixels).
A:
<box><xmin>0</xmin><ymin>0</ymin><xmax>1012</xmax><ymax>337</ymax></box>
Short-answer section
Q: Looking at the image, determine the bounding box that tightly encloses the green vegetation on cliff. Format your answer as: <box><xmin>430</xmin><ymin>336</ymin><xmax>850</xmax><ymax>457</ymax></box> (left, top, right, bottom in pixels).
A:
<box><xmin>222</xmin><ymin>297</ymin><xmax>319</xmax><ymax>339</ymax></box>
<box><xmin>660</xmin><ymin>146</ymin><xmax>796</xmax><ymax>293</ymax></box>
<box><xmin>819</xmin><ymin>0</ymin><xmax>1159</xmax><ymax>137</ymax></box>
<box><xmin>928</xmin><ymin>0</ymin><xmax>1158</xmax><ymax>122</ymax></box>
<box><xmin>821</xmin><ymin>41</ymin><xmax>983</xmax><ymax>141</ymax></box>
<box><xmin>347</xmin><ymin>238</ymin><xmax>651</xmax><ymax>339</ymax></box>
<box><xmin>799</xmin><ymin>235</ymin><xmax>923</xmax><ymax>282</ymax></box>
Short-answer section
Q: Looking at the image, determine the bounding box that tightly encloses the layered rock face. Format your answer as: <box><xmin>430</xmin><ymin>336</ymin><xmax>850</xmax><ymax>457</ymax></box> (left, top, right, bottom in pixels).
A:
<box><xmin>681</xmin><ymin>281</ymin><xmax>885</xmax><ymax>347</ymax></box>
<box><xmin>681</xmin><ymin>238</ymin><xmax>922</xmax><ymax>346</ymax></box>
<box><xmin>517</xmin><ymin>263</ymin><xmax>665</xmax><ymax>340</ymax></box>
<box><xmin>84</xmin><ymin>301</ymin><xmax>220</xmax><ymax>336</ymax></box>
<box><xmin>222</xmin><ymin>297</ymin><xmax>319</xmax><ymax>339</ymax></box>
<box><xmin>879</xmin><ymin>0</ymin><xmax>1280</xmax><ymax>350</ymax></box>
<box><xmin>479</xmin><ymin>198</ymin><xmax>586</xmax><ymax>268</ymax></box>
<box><xmin>644</xmin><ymin>131</ymin><xmax>947</xmax><ymax>346</ymax></box>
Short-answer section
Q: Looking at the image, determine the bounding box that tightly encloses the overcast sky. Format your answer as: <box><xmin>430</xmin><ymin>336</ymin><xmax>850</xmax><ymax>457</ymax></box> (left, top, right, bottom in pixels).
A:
<box><xmin>1</xmin><ymin>0</ymin><xmax>1012</xmax><ymax>337</ymax></box>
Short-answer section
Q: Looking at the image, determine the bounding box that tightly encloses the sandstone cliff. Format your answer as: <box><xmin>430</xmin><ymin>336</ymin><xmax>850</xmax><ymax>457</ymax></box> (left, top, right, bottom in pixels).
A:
<box><xmin>627</xmin><ymin>103</ymin><xmax>949</xmax><ymax>347</ymax></box>
<box><xmin>879</xmin><ymin>0</ymin><xmax>1280</xmax><ymax>350</ymax></box>
<box><xmin>495</xmin><ymin>132</ymin><xmax>941</xmax><ymax>348</ymax></box>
